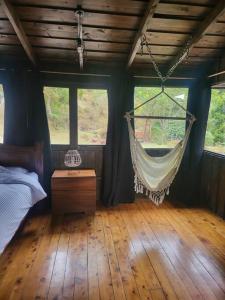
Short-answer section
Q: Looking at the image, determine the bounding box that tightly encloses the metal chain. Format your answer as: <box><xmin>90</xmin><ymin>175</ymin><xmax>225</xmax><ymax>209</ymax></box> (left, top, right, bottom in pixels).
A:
<box><xmin>164</xmin><ymin>36</ymin><xmax>192</xmax><ymax>81</ymax></box>
<box><xmin>142</xmin><ymin>34</ymin><xmax>192</xmax><ymax>83</ymax></box>
<box><xmin>142</xmin><ymin>35</ymin><xmax>164</xmax><ymax>82</ymax></box>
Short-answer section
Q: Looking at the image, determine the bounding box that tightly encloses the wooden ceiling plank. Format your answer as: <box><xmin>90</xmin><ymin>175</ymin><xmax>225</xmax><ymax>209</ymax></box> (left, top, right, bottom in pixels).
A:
<box><xmin>2</xmin><ymin>19</ymin><xmax>225</xmax><ymax>49</ymax></box>
<box><xmin>11</xmin><ymin>7</ymin><xmax>141</xmax><ymax>29</ymax></box>
<box><xmin>149</xmin><ymin>18</ymin><xmax>225</xmax><ymax>35</ymax></box>
<box><xmin>2</xmin><ymin>19</ymin><xmax>225</xmax><ymax>48</ymax></box>
<box><xmin>0</xmin><ymin>44</ymin><xmax>209</xmax><ymax>63</ymax></box>
<box><xmin>127</xmin><ymin>0</ymin><xmax>160</xmax><ymax>68</ymax></box>
<box><xmin>11</xmin><ymin>1</ymin><xmax>214</xmax><ymax>18</ymax></box>
<box><xmin>155</xmin><ymin>3</ymin><xmax>210</xmax><ymax>18</ymax></box>
<box><xmin>1</xmin><ymin>1</ymin><xmax>224</xmax><ymax>68</ymax></box>
<box><xmin>3</xmin><ymin>7</ymin><xmax>225</xmax><ymax>34</ymax></box>
<box><xmin>1</xmin><ymin>37</ymin><xmax>220</xmax><ymax>60</ymax></box>
<box><xmin>167</xmin><ymin>0</ymin><xmax>225</xmax><ymax>71</ymax></box>
<box><xmin>11</xmin><ymin>0</ymin><xmax>146</xmax><ymax>15</ymax></box>
<box><xmin>7</xmin><ymin>21</ymin><xmax>136</xmax><ymax>42</ymax></box>
<box><xmin>0</xmin><ymin>33</ymin><xmax>221</xmax><ymax>54</ymax></box>
<box><xmin>160</xmin><ymin>0</ymin><xmax>215</xmax><ymax>5</ymax></box>
<box><xmin>0</xmin><ymin>20</ymin><xmax>135</xmax><ymax>42</ymax></box>
<box><xmin>1</xmin><ymin>0</ymin><xmax>37</xmax><ymax>65</ymax></box>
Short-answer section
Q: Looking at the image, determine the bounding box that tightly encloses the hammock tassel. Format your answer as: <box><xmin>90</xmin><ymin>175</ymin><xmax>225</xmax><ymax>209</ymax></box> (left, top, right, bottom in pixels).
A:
<box><xmin>134</xmin><ymin>175</ymin><xmax>144</xmax><ymax>194</ymax></box>
<box><xmin>135</xmin><ymin>172</ymin><xmax>170</xmax><ymax>205</ymax></box>
<box><xmin>166</xmin><ymin>187</ymin><xmax>170</xmax><ymax>195</ymax></box>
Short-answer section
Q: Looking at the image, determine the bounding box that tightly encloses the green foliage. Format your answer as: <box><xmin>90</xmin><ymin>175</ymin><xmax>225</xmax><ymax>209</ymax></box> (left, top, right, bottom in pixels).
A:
<box><xmin>44</xmin><ymin>87</ymin><xmax>69</xmax><ymax>130</ymax></box>
<box><xmin>134</xmin><ymin>87</ymin><xmax>188</xmax><ymax>147</ymax></box>
<box><xmin>167</xmin><ymin>120</ymin><xmax>185</xmax><ymax>140</ymax></box>
<box><xmin>78</xmin><ymin>89</ymin><xmax>108</xmax><ymax>145</ymax></box>
<box><xmin>205</xmin><ymin>131</ymin><xmax>214</xmax><ymax>146</ymax></box>
<box><xmin>44</xmin><ymin>87</ymin><xmax>70</xmax><ymax>144</ymax></box>
<box><xmin>43</xmin><ymin>87</ymin><xmax>108</xmax><ymax>145</ymax></box>
<box><xmin>205</xmin><ymin>89</ymin><xmax>225</xmax><ymax>154</ymax></box>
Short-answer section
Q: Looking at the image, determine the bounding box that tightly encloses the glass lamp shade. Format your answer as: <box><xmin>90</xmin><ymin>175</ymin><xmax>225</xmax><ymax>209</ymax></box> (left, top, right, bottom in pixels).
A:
<box><xmin>64</xmin><ymin>150</ymin><xmax>82</xmax><ymax>167</ymax></box>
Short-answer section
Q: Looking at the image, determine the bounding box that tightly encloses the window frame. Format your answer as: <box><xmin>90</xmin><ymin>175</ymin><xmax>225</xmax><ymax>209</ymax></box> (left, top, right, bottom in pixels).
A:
<box><xmin>133</xmin><ymin>80</ymin><xmax>191</xmax><ymax>150</ymax></box>
<box><xmin>44</xmin><ymin>79</ymin><xmax>109</xmax><ymax>148</ymax></box>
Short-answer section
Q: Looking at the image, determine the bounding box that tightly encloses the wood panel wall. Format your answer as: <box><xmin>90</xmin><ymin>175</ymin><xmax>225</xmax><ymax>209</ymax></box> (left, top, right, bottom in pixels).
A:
<box><xmin>209</xmin><ymin>55</ymin><xmax>225</xmax><ymax>87</ymax></box>
<box><xmin>51</xmin><ymin>146</ymin><xmax>103</xmax><ymax>203</ymax></box>
<box><xmin>200</xmin><ymin>151</ymin><xmax>225</xmax><ymax>218</ymax></box>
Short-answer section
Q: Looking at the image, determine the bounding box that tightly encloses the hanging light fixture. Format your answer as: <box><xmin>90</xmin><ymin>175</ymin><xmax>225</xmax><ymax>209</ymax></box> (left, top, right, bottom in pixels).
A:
<box><xmin>75</xmin><ymin>6</ymin><xmax>85</xmax><ymax>70</ymax></box>
<box><xmin>64</xmin><ymin>7</ymin><xmax>84</xmax><ymax>168</ymax></box>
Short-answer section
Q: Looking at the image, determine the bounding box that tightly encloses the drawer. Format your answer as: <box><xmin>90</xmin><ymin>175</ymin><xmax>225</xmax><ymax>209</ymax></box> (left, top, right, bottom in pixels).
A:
<box><xmin>51</xmin><ymin>177</ymin><xmax>96</xmax><ymax>191</ymax></box>
<box><xmin>52</xmin><ymin>190</ymin><xmax>96</xmax><ymax>214</ymax></box>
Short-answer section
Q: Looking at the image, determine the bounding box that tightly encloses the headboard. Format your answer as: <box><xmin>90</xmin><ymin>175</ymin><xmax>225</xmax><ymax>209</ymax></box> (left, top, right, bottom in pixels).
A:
<box><xmin>0</xmin><ymin>143</ymin><xmax>44</xmax><ymax>181</ymax></box>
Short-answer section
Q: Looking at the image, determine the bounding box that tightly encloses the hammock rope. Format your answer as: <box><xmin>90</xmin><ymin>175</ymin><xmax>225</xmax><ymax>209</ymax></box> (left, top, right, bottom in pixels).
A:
<box><xmin>125</xmin><ymin>34</ymin><xmax>196</xmax><ymax>205</ymax></box>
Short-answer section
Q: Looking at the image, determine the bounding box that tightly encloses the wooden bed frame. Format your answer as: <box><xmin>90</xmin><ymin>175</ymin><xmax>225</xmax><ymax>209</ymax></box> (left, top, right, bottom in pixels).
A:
<box><xmin>0</xmin><ymin>143</ymin><xmax>44</xmax><ymax>182</ymax></box>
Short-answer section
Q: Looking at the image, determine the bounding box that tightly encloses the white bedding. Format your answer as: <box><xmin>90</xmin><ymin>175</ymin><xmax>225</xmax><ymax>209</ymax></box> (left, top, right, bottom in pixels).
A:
<box><xmin>0</xmin><ymin>166</ymin><xmax>46</xmax><ymax>254</ymax></box>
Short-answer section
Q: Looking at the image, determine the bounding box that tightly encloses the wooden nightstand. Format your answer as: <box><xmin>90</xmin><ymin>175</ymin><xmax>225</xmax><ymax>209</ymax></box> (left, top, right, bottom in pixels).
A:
<box><xmin>51</xmin><ymin>169</ymin><xmax>96</xmax><ymax>215</ymax></box>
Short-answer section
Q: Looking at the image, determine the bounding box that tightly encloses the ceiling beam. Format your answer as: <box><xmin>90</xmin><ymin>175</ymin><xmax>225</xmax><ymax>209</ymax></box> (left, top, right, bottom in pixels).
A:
<box><xmin>2</xmin><ymin>0</ymin><xmax>37</xmax><ymax>65</ymax></box>
<box><xmin>127</xmin><ymin>0</ymin><xmax>160</xmax><ymax>68</ymax></box>
<box><xmin>167</xmin><ymin>0</ymin><xmax>225</xmax><ymax>73</ymax></box>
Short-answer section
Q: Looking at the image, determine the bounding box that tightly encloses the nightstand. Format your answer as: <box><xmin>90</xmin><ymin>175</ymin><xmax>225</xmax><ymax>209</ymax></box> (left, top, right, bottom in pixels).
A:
<box><xmin>51</xmin><ymin>169</ymin><xmax>96</xmax><ymax>214</ymax></box>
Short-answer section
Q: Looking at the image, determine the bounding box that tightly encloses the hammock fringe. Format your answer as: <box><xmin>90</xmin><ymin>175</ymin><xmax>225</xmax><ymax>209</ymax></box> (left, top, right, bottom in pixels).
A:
<box><xmin>134</xmin><ymin>174</ymin><xmax>169</xmax><ymax>206</ymax></box>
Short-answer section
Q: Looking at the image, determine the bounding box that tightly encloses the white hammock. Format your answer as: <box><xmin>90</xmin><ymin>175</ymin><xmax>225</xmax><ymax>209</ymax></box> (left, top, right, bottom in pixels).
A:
<box><xmin>125</xmin><ymin>113</ymin><xmax>195</xmax><ymax>205</ymax></box>
<box><xmin>125</xmin><ymin>33</ymin><xmax>196</xmax><ymax>205</ymax></box>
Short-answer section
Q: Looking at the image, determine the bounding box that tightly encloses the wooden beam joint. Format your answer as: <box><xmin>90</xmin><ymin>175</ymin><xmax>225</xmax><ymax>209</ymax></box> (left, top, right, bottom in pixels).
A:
<box><xmin>127</xmin><ymin>0</ymin><xmax>160</xmax><ymax>68</ymax></box>
<box><xmin>167</xmin><ymin>0</ymin><xmax>225</xmax><ymax>73</ymax></box>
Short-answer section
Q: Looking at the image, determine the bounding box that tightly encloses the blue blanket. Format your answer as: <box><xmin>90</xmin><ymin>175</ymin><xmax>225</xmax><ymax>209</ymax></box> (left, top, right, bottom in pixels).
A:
<box><xmin>0</xmin><ymin>166</ymin><xmax>46</xmax><ymax>254</ymax></box>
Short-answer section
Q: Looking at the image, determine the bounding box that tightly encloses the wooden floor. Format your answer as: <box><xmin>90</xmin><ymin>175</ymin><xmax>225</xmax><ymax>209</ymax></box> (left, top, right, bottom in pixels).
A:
<box><xmin>1</xmin><ymin>199</ymin><xmax>225</xmax><ymax>300</ymax></box>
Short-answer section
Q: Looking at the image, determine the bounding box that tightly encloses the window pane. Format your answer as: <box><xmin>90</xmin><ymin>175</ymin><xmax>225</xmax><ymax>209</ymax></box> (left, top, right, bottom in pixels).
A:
<box><xmin>0</xmin><ymin>84</ymin><xmax>4</xmax><ymax>143</ymax></box>
<box><xmin>134</xmin><ymin>87</ymin><xmax>188</xmax><ymax>148</ymax></box>
<box><xmin>78</xmin><ymin>89</ymin><xmax>108</xmax><ymax>145</ymax></box>
<box><xmin>205</xmin><ymin>89</ymin><xmax>225</xmax><ymax>155</ymax></box>
<box><xmin>44</xmin><ymin>87</ymin><xmax>69</xmax><ymax>144</ymax></box>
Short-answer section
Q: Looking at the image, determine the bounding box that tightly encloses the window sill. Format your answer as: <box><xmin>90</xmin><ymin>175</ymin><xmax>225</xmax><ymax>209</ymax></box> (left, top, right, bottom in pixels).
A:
<box><xmin>51</xmin><ymin>144</ymin><xmax>105</xmax><ymax>151</ymax></box>
<box><xmin>203</xmin><ymin>150</ymin><xmax>225</xmax><ymax>159</ymax></box>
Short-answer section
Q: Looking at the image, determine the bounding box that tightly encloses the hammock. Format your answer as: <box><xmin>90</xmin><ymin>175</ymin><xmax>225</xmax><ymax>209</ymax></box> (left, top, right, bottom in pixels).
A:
<box><xmin>125</xmin><ymin>34</ymin><xmax>196</xmax><ymax>205</ymax></box>
<box><xmin>125</xmin><ymin>112</ymin><xmax>195</xmax><ymax>205</ymax></box>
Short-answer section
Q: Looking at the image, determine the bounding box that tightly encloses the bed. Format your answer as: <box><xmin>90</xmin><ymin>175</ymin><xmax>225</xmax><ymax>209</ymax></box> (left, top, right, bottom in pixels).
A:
<box><xmin>0</xmin><ymin>143</ymin><xmax>47</xmax><ymax>254</ymax></box>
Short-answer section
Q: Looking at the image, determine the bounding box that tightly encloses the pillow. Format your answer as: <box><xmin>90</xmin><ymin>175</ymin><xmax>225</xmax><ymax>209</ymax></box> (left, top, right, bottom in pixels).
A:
<box><xmin>0</xmin><ymin>166</ymin><xmax>39</xmax><ymax>182</ymax></box>
<box><xmin>6</xmin><ymin>166</ymin><xmax>29</xmax><ymax>174</ymax></box>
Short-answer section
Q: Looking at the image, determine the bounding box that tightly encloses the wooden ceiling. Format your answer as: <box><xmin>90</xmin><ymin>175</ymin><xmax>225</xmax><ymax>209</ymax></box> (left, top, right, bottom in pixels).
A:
<box><xmin>1</xmin><ymin>0</ymin><xmax>225</xmax><ymax>73</ymax></box>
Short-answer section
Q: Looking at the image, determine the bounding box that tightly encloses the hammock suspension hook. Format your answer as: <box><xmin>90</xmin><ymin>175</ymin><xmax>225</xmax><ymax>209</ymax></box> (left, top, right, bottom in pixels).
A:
<box><xmin>126</xmin><ymin>33</ymin><xmax>196</xmax><ymax>123</ymax></box>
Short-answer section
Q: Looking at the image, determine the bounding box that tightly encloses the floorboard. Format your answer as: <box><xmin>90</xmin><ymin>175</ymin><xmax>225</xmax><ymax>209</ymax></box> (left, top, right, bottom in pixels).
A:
<box><xmin>0</xmin><ymin>199</ymin><xmax>225</xmax><ymax>300</ymax></box>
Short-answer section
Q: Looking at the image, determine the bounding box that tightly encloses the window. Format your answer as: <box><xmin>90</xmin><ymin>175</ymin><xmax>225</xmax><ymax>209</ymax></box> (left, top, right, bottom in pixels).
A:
<box><xmin>134</xmin><ymin>86</ymin><xmax>189</xmax><ymax>148</ymax></box>
<box><xmin>44</xmin><ymin>87</ymin><xmax>69</xmax><ymax>144</ymax></box>
<box><xmin>205</xmin><ymin>89</ymin><xmax>225</xmax><ymax>155</ymax></box>
<box><xmin>43</xmin><ymin>86</ymin><xmax>108</xmax><ymax>146</ymax></box>
<box><xmin>78</xmin><ymin>89</ymin><xmax>108</xmax><ymax>145</ymax></box>
<box><xmin>0</xmin><ymin>84</ymin><xmax>4</xmax><ymax>143</ymax></box>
